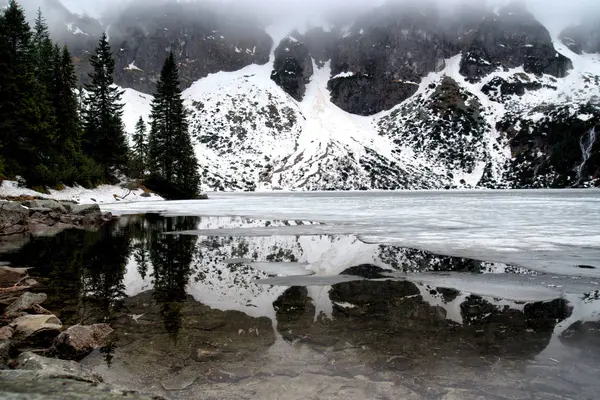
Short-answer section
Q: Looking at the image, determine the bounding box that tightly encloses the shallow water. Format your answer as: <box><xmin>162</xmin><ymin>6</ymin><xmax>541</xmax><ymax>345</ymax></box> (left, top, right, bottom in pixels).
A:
<box><xmin>1</xmin><ymin>212</ymin><xmax>599</xmax><ymax>399</ymax></box>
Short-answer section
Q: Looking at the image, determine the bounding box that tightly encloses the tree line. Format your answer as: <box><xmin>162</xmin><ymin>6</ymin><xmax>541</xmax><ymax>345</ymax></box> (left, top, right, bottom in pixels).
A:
<box><xmin>0</xmin><ymin>0</ymin><xmax>201</xmax><ymax>199</ymax></box>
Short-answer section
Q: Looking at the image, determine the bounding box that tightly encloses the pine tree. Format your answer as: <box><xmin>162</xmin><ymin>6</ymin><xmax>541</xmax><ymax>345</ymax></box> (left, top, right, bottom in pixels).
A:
<box><xmin>147</xmin><ymin>52</ymin><xmax>200</xmax><ymax>199</ymax></box>
<box><xmin>32</xmin><ymin>9</ymin><xmax>54</xmax><ymax>87</ymax></box>
<box><xmin>83</xmin><ymin>32</ymin><xmax>128</xmax><ymax>179</ymax></box>
<box><xmin>134</xmin><ymin>117</ymin><xmax>148</xmax><ymax>164</ymax></box>
<box><xmin>0</xmin><ymin>0</ymin><xmax>46</xmax><ymax>183</ymax></box>
<box><xmin>51</xmin><ymin>45</ymin><xmax>102</xmax><ymax>186</ymax></box>
<box><xmin>128</xmin><ymin>116</ymin><xmax>148</xmax><ymax>179</ymax></box>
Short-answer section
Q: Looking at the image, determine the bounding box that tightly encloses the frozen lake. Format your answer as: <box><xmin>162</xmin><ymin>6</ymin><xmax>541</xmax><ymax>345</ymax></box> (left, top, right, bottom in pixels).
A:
<box><xmin>103</xmin><ymin>190</ymin><xmax>600</xmax><ymax>277</ymax></box>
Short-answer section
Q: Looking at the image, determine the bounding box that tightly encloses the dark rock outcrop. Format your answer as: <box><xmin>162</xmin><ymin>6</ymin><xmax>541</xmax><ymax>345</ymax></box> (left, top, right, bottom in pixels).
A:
<box><xmin>109</xmin><ymin>0</ymin><xmax>272</xmax><ymax>93</ymax></box>
<box><xmin>271</xmin><ymin>34</ymin><xmax>313</xmax><ymax>101</ymax></box>
<box><xmin>459</xmin><ymin>2</ymin><xmax>572</xmax><ymax>82</ymax></box>
<box><xmin>499</xmin><ymin>103</ymin><xmax>600</xmax><ymax>188</ymax></box>
<box><xmin>328</xmin><ymin>2</ymin><xmax>459</xmax><ymax>115</ymax></box>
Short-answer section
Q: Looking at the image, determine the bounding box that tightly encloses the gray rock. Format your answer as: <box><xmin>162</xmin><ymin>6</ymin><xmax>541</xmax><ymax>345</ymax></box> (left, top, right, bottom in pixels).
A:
<box><xmin>22</xmin><ymin>200</ymin><xmax>67</xmax><ymax>214</ymax></box>
<box><xmin>4</xmin><ymin>292</ymin><xmax>48</xmax><ymax>317</ymax></box>
<box><xmin>10</xmin><ymin>314</ymin><xmax>63</xmax><ymax>346</ymax></box>
<box><xmin>0</xmin><ymin>202</ymin><xmax>28</xmax><ymax>235</ymax></box>
<box><xmin>0</xmin><ymin>370</ymin><xmax>163</xmax><ymax>399</ymax></box>
<box><xmin>0</xmin><ymin>341</ymin><xmax>11</xmax><ymax>369</ymax></box>
<box><xmin>271</xmin><ymin>34</ymin><xmax>313</xmax><ymax>101</ymax></box>
<box><xmin>15</xmin><ymin>352</ymin><xmax>102</xmax><ymax>383</ymax></box>
<box><xmin>59</xmin><ymin>202</ymin><xmax>74</xmax><ymax>212</ymax></box>
<box><xmin>459</xmin><ymin>2</ymin><xmax>571</xmax><ymax>82</ymax></box>
<box><xmin>53</xmin><ymin>324</ymin><xmax>113</xmax><ymax>360</ymax></box>
<box><xmin>0</xmin><ymin>266</ymin><xmax>29</xmax><ymax>286</ymax></box>
<box><xmin>70</xmin><ymin>204</ymin><xmax>101</xmax><ymax>216</ymax></box>
<box><xmin>0</xmin><ymin>326</ymin><xmax>14</xmax><ymax>341</ymax></box>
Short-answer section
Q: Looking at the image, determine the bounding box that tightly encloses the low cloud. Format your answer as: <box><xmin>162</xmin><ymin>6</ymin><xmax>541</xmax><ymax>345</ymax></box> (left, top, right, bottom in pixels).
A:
<box><xmin>30</xmin><ymin>0</ymin><xmax>600</xmax><ymax>35</ymax></box>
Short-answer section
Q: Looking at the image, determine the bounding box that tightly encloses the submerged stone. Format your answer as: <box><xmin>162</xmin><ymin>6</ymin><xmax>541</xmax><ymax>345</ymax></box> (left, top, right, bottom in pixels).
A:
<box><xmin>53</xmin><ymin>324</ymin><xmax>114</xmax><ymax>360</ymax></box>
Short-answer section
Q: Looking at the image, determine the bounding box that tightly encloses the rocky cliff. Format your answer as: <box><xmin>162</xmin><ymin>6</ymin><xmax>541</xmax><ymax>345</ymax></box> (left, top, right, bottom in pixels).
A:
<box><xmin>26</xmin><ymin>0</ymin><xmax>600</xmax><ymax>190</ymax></box>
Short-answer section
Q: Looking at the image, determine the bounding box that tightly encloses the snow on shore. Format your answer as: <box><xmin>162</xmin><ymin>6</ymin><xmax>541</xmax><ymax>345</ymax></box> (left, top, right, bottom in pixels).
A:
<box><xmin>0</xmin><ymin>180</ymin><xmax>164</xmax><ymax>205</ymax></box>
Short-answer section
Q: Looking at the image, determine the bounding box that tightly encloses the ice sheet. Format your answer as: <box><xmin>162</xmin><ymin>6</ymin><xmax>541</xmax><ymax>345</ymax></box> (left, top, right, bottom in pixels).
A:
<box><xmin>102</xmin><ymin>190</ymin><xmax>600</xmax><ymax>277</ymax></box>
<box><xmin>247</xmin><ymin>262</ymin><xmax>314</xmax><ymax>276</ymax></box>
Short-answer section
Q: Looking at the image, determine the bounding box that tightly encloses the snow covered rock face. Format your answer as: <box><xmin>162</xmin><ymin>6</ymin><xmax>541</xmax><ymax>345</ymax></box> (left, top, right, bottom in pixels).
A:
<box><xmin>500</xmin><ymin>103</ymin><xmax>600</xmax><ymax>188</ymax></box>
<box><xmin>459</xmin><ymin>3</ymin><xmax>572</xmax><ymax>83</ymax></box>
<box><xmin>109</xmin><ymin>1</ymin><xmax>272</xmax><ymax>93</ymax></box>
<box><xmin>378</xmin><ymin>77</ymin><xmax>499</xmax><ymax>188</ymax></box>
<box><xmin>328</xmin><ymin>3</ymin><xmax>460</xmax><ymax>116</ymax></box>
<box><xmin>105</xmin><ymin>0</ymin><xmax>599</xmax><ymax>190</ymax></box>
<box><xmin>270</xmin><ymin>35</ymin><xmax>313</xmax><ymax>101</ymax></box>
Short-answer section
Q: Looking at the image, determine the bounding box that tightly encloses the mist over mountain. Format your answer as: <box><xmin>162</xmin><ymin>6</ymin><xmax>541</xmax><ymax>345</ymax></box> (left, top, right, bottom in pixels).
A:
<box><xmin>13</xmin><ymin>0</ymin><xmax>600</xmax><ymax>190</ymax></box>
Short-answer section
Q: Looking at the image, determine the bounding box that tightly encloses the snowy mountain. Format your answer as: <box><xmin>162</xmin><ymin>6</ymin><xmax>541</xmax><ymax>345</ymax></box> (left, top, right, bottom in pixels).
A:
<box><xmin>29</xmin><ymin>0</ymin><xmax>600</xmax><ymax>190</ymax></box>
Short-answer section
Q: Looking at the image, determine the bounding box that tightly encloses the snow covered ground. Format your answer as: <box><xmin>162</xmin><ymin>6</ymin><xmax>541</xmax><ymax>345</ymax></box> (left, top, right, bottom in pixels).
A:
<box><xmin>0</xmin><ymin>180</ymin><xmax>164</xmax><ymax>204</ymax></box>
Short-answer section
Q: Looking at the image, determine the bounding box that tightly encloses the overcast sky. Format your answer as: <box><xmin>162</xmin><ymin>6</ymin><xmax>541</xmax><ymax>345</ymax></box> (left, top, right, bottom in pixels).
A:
<box><xmin>59</xmin><ymin>0</ymin><xmax>600</xmax><ymax>35</ymax></box>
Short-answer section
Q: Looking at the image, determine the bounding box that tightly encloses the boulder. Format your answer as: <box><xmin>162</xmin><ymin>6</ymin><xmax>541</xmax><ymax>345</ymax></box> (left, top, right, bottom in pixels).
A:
<box><xmin>53</xmin><ymin>324</ymin><xmax>113</xmax><ymax>360</ymax></box>
<box><xmin>0</xmin><ymin>326</ymin><xmax>14</xmax><ymax>341</ymax></box>
<box><xmin>0</xmin><ymin>340</ymin><xmax>11</xmax><ymax>369</ymax></box>
<box><xmin>10</xmin><ymin>314</ymin><xmax>63</xmax><ymax>346</ymax></box>
<box><xmin>0</xmin><ymin>202</ymin><xmax>28</xmax><ymax>234</ymax></box>
<box><xmin>70</xmin><ymin>204</ymin><xmax>101</xmax><ymax>216</ymax></box>
<box><xmin>59</xmin><ymin>201</ymin><xmax>74</xmax><ymax>212</ymax></box>
<box><xmin>15</xmin><ymin>352</ymin><xmax>102</xmax><ymax>383</ymax></box>
<box><xmin>4</xmin><ymin>292</ymin><xmax>47</xmax><ymax>317</ymax></box>
<box><xmin>0</xmin><ymin>370</ymin><xmax>162</xmax><ymax>399</ymax></box>
<box><xmin>0</xmin><ymin>266</ymin><xmax>29</xmax><ymax>287</ymax></box>
<box><xmin>22</xmin><ymin>200</ymin><xmax>67</xmax><ymax>214</ymax></box>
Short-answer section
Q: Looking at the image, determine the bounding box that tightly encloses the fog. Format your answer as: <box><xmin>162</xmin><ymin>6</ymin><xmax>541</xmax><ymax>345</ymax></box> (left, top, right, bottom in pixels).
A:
<box><xmin>55</xmin><ymin>0</ymin><xmax>600</xmax><ymax>34</ymax></box>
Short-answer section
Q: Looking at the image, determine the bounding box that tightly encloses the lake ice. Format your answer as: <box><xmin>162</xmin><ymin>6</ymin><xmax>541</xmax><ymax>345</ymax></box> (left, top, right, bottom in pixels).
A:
<box><xmin>103</xmin><ymin>190</ymin><xmax>600</xmax><ymax>277</ymax></box>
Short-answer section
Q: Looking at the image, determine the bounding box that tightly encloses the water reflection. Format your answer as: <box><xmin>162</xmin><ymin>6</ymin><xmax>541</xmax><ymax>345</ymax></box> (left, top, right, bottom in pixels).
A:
<box><xmin>0</xmin><ymin>216</ymin><xmax>598</xmax><ymax>399</ymax></box>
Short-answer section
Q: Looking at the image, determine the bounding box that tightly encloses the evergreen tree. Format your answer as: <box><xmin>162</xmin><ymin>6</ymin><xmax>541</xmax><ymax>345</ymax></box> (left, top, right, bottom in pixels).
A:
<box><xmin>147</xmin><ymin>52</ymin><xmax>200</xmax><ymax>198</ymax></box>
<box><xmin>51</xmin><ymin>45</ymin><xmax>102</xmax><ymax>186</ymax></box>
<box><xmin>0</xmin><ymin>0</ymin><xmax>46</xmax><ymax>183</ymax></box>
<box><xmin>129</xmin><ymin>116</ymin><xmax>148</xmax><ymax>178</ymax></box>
<box><xmin>32</xmin><ymin>9</ymin><xmax>54</xmax><ymax>86</ymax></box>
<box><xmin>133</xmin><ymin>117</ymin><xmax>148</xmax><ymax>163</ymax></box>
<box><xmin>83</xmin><ymin>32</ymin><xmax>128</xmax><ymax>179</ymax></box>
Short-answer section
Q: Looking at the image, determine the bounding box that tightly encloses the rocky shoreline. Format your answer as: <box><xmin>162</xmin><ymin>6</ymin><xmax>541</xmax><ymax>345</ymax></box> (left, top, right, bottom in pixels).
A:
<box><xmin>0</xmin><ymin>199</ymin><xmax>113</xmax><ymax>237</ymax></box>
<box><xmin>0</xmin><ymin>266</ymin><xmax>162</xmax><ymax>399</ymax></box>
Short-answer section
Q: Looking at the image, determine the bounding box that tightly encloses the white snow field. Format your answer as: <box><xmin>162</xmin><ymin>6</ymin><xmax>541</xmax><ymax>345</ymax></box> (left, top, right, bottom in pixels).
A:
<box><xmin>0</xmin><ymin>180</ymin><xmax>164</xmax><ymax>204</ymax></box>
<box><xmin>103</xmin><ymin>190</ymin><xmax>600</xmax><ymax>277</ymax></box>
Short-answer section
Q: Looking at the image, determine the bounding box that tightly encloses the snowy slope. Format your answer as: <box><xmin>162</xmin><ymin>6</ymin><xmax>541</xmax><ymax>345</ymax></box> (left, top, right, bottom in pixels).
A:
<box><xmin>120</xmin><ymin>31</ymin><xmax>600</xmax><ymax>191</ymax></box>
<box><xmin>0</xmin><ymin>180</ymin><xmax>164</xmax><ymax>204</ymax></box>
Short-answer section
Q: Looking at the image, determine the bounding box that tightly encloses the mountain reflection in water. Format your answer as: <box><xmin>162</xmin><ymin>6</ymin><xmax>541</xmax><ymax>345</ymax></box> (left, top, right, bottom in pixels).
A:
<box><xmin>1</xmin><ymin>215</ymin><xmax>598</xmax><ymax>399</ymax></box>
